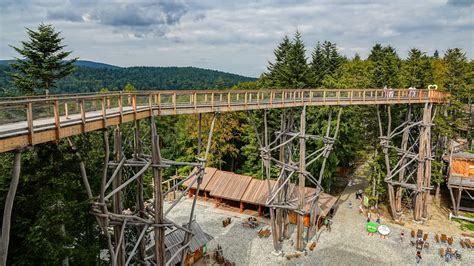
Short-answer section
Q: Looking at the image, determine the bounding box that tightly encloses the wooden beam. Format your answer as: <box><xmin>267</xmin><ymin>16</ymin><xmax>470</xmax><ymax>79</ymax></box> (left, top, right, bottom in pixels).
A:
<box><xmin>150</xmin><ymin>113</ymin><xmax>164</xmax><ymax>266</ymax></box>
<box><xmin>0</xmin><ymin>150</ymin><xmax>21</xmax><ymax>266</ymax></box>
<box><xmin>296</xmin><ymin>106</ymin><xmax>306</xmax><ymax>251</ymax></box>
<box><xmin>112</xmin><ymin>127</ymin><xmax>125</xmax><ymax>265</ymax></box>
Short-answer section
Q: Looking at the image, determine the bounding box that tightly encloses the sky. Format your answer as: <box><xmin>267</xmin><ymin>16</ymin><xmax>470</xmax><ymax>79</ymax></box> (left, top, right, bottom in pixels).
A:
<box><xmin>0</xmin><ymin>0</ymin><xmax>472</xmax><ymax>77</ymax></box>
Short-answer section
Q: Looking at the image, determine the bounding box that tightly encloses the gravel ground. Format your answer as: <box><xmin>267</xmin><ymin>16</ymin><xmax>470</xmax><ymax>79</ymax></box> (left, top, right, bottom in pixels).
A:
<box><xmin>165</xmin><ymin>195</ymin><xmax>473</xmax><ymax>265</ymax></box>
<box><xmin>165</xmin><ymin>168</ymin><xmax>473</xmax><ymax>266</ymax></box>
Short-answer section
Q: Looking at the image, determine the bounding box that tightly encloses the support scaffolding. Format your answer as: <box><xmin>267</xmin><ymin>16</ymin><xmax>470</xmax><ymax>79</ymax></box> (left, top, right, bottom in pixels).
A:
<box><xmin>253</xmin><ymin>106</ymin><xmax>342</xmax><ymax>253</ymax></box>
<box><xmin>377</xmin><ymin>103</ymin><xmax>436</xmax><ymax>222</ymax></box>
<box><xmin>79</xmin><ymin>113</ymin><xmax>218</xmax><ymax>266</ymax></box>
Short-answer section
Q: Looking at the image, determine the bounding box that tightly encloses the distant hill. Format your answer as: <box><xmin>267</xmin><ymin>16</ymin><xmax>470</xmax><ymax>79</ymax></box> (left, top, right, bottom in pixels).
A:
<box><xmin>0</xmin><ymin>60</ymin><xmax>256</xmax><ymax>94</ymax></box>
<box><xmin>0</xmin><ymin>59</ymin><xmax>120</xmax><ymax>69</ymax></box>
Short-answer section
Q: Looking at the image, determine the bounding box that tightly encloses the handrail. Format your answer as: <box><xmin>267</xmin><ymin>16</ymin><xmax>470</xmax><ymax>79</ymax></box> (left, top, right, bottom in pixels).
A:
<box><xmin>0</xmin><ymin>88</ymin><xmax>449</xmax><ymax>153</ymax></box>
<box><xmin>0</xmin><ymin>88</ymin><xmax>448</xmax><ymax>106</ymax></box>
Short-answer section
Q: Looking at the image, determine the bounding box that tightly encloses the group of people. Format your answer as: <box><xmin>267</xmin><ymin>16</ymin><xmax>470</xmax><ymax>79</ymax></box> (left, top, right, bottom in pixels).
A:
<box><xmin>383</xmin><ymin>86</ymin><xmax>395</xmax><ymax>98</ymax></box>
<box><xmin>382</xmin><ymin>85</ymin><xmax>418</xmax><ymax>98</ymax></box>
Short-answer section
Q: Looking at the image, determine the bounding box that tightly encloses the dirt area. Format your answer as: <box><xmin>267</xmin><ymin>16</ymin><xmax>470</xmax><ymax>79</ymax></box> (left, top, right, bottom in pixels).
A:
<box><xmin>378</xmin><ymin>196</ymin><xmax>470</xmax><ymax>238</ymax></box>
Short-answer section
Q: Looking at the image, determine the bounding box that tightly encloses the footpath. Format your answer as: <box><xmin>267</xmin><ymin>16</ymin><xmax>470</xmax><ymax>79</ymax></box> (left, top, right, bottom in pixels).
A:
<box><xmin>310</xmin><ymin>161</ymin><xmax>471</xmax><ymax>265</ymax></box>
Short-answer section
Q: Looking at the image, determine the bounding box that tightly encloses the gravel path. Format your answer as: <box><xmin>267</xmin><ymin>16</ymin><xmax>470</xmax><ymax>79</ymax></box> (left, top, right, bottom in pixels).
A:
<box><xmin>165</xmin><ymin>163</ymin><xmax>473</xmax><ymax>265</ymax></box>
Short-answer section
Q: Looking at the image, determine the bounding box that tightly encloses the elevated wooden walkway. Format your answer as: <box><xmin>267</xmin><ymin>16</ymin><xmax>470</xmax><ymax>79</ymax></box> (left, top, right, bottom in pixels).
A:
<box><xmin>0</xmin><ymin>88</ymin><xmax>447</xmax><ymax>153</ymax></box>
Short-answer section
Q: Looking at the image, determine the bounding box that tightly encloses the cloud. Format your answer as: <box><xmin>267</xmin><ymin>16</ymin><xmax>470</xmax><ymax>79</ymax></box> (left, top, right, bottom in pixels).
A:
<box><xmin>447</xmin><ymin>0</ymin><xmax>473</xmax><ymax>7</ymax></box>
<box><xmin>46</xmin><ymin>0</ymin><xmax>188</xmax><ymax>28</ymax></box>
<box><xmin>0</xmin><ymin>0</ymin><xmax>472</xmax><ymax>77</ymax></box>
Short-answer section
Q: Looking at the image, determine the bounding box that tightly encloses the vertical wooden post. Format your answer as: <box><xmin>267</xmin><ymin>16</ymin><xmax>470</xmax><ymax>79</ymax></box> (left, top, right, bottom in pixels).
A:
<box><xmin>448</xmin><ymin>186</ymin><xmax>457</xmax><ymax>215</ymax></box>
<box><xmin>101</xmin><ymin>97</ymin><xmax>107</xmax><ymax>128</ymax></box>
<box><xmin>198</xmin><ymin>114</ymin><xmax>202</xmax><ymax>156</ymax></box>
<box><xmin>395</xmin><ymin>105</ymin><xmax>412</xmax><ymax>219</ymax></box>
<box><xmin>132</xmin><ymin>95</ymin><xmax>137</xmax><ymax>120</ymax></box>
<box><xmin>275</xmin><ymin>111</ymin><xmax>286</xmax><ymax>242</ymax></box>
<box><xmin>157</xmin><ymin>93</ymin><xmax>162</xmax><ymax>114</ymax></box>
<box><xmin>118</xmin><ymin>95</ymin><xmax>123</xmax><ymax>124</ymax></box>
<box><xmin>211</xmin><ymin>93</ymin><xmax>214</xmax><ymax>111</ymax></box>
<box><xmin>150</xmin><ymin>114</ymin><xmax>164</xmax><ymax>265</ymax></box>
<box><xmin>80</xmin><ymin>99</ymin><xmax>86</xmax><ymax>133</ymax></box>
<box><xmin>194</xmin><ymin>92</ymin><xmax>197</xmax><ymax>110</ymax></box>
<box><xmin>456</xmin><ymin>188</ymin><xmax>462</xmax><ymax>214</ymax></box>
<box><xmin>0</xmin><ymin>150</ymin><xmax>21</xmax><ymax>266</ymax></box>
<box><xmin>112</xmin><ymin>128</ymin><xmax>125</xmax><ymax>265</ymax></box>
<box><xmin>53</xmin><ymin>100</ymin><xmax>61</xmax><ymax>141</ymax></box>
<box><xmin>263</xmin><ymin>109</ymin><xmax>280</xmax><ymax>253</ymax></box>
<box><xmin>133</xmin><ymin>120</ymin><xmax>146</xmax><ymax>262</ymax></box>
<box><xmin>172</xmin><ymin>92</ymin><xmax>177</xmax><ymax>114</ymax></box>
<box><xmin>64</xmin><ymin>102</ymin><xmax>69</xmax><ymax>119</ymax></box>
<box><xmin>421</xmin><ymin>103</ymin><xmax>433</xmax><ymax>219</ymax></box>
<box><xmin>26</xmin><ymin>103</ymin><xmax>34</xmax><ymax>145</ymax></box>
<box><xmin>296</xmin><ymin>106</ymin><xmax>306</xmax><ymax>251</ymax></box>
<box><xmin>377</xmin><ymin>106</ymin><xmax>397</xmax><ymax>219</ymax></box>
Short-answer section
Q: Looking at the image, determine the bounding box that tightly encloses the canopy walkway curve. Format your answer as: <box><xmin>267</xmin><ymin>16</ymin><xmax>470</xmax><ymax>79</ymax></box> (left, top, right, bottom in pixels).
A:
<box><xmin>0</xmin><ymin>88</ymin><xmax>447</xmax><ymax>153</ymax></box>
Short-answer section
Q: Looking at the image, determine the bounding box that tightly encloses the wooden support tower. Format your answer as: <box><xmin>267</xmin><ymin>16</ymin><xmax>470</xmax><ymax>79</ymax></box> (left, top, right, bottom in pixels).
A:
<box><xmin>377</xmin><ymin>103</ymin><xmax>435</xmax><ymax>222</ymax></box>
<box><xmin>85</xmin><ymin>113</ymin><xmax>217</xmax><ymax>265</ymax></box>
<box><xmin>254</xmin><ymin>106</ymin><xmax>342</xmax><ymax>253</ymax></box>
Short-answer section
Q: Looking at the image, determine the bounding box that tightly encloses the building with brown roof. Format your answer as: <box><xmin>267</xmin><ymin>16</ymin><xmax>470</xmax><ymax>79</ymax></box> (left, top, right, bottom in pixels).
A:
<box><xmin>183</xmin><ymin>168</ymin><xmax>337</xmax><ymax>227</ymax></box>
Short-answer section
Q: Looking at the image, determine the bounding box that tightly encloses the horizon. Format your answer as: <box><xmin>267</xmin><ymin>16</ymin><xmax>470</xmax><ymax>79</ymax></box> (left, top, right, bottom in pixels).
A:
<box><xmin>0</xmin><ymin>0</ymin><xmax>472</xmax><ymax>77</ymax></box>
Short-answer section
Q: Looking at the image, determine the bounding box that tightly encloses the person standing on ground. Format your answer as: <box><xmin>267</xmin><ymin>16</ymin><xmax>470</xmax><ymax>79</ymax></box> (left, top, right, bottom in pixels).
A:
<box><xmin>327</xmin><ymin>218</ymin><xmax>332</xmax><ymax>232</ymax></box>
<box><xmin>400</xmin><ymin>231</ymin><xmax>405</xmax><ymax>243</ymax></box>
<box><xmin>376</xmin><ymin>213</ymin><xmax>381</xmax><ymax>224</ymax></box>
<box><xmin>416</xmin><ymin>251</ymin><xmax>422</xmax><ymax>263</ymax></box>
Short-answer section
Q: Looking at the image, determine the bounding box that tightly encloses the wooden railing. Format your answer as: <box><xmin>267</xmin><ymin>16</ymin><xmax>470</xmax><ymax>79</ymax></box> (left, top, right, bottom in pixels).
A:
<box><xmin>0</xmin><ymin>88</ymin><xmax>448</xmax><ymax>153</ymax></box>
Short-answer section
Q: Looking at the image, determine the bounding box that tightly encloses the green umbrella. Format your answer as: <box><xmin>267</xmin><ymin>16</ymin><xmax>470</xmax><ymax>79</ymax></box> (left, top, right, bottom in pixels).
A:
<box><xmin>366</xmin><ymin>221</ymin><xmax>378</xmax><ymax>233</ymax></box>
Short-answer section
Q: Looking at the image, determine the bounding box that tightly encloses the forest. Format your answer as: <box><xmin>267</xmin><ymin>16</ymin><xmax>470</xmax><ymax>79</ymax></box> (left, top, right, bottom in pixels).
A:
<box><xmin>0</xmin><ymin>62</ymin><xmax>255</xmax><ymax>95</ymax></box>
<box><xmin>0</xmin><ymin>29</ymin><xmax>472</xmax><ymax>264</ymax></box>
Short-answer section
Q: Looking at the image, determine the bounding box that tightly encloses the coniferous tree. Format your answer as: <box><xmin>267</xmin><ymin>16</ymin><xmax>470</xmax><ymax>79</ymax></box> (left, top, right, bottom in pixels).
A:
<box><xmin>10</xmin><ymin>23</ymin><xmax>78</xmax><ymax>95</ymax></box>
<box><xmin>266</xmin><ymin>35</ymin><xmax>292</xmax><ymax>87</ymax></box>
<box><xmin>443</xmin><ymin>48</ymin><xmax>471</xmax><ymax>139</ymax></box>
<box><xmin>402</xmin><ymin>48</ymin><xmax>434</xmax><ymax>88</ymax></box>
<box><xmin>310</xmin><ymin>41</ymin><xmax>344</xmax><ymax>87</ymax></box>
<box><xmin>368</xmin><ymin>44</ymin><xmax>401</xmax><ymax>88</ymax></box>
<box><xmin>286</xmin><ymin>31</ymin><xmax>311</xmax><ymax>88</ymax></box>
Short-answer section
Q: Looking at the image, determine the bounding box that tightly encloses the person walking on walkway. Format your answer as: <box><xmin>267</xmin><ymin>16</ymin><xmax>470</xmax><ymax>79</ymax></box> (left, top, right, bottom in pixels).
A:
<box><xmin>400</xmin><ymin>231</ymin><xmax>405</xmax><ymax>243</ymax></box>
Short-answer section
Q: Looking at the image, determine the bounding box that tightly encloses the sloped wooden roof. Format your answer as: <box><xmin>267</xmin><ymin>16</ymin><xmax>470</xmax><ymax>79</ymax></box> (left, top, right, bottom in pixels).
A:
<box><xmin>182</xmin><ymin>167</ymin><xmax>218</xmax><ymax>191</ymax></box>
<box><xmin>209</xmin><ymin>171</ymin><xmax>253</xmax><ymax>201</ymax></box>
<box><xmin>241</xmin><ymin>179</ymin><xmax>277</xmax><ymax>205</ymax></box>
<box><xmin>165</xmin><ymin>221</ymin><xmax>213</xmax><ymax>265</ymax></box>
<box><xmin>292</xmin><ymin>186</ymin><xmax>337</xmax><ymax>216</ymax></box>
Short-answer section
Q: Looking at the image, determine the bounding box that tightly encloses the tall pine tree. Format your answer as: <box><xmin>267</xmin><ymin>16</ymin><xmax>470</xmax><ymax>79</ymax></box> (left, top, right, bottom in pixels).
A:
<box><xmin>310</xmin><ymin>41</ymin><xmax>344</xmax><ymax>87</ymax></box>
<box><xmin>10</xmin><ymin>23</ymin><xmax>78</xmax><ymax>95</ymax></box>
<box><xmin>368</xmin><ymin>44</ymin><xmax>401</xmax><ymax>88</ymax></box>
<box><xmin>265</xmin><ymin>35</ymin><xmax>292</xmax><ymax>87</ymax></box>
<box><xmin>286</xmin><ymin>31</ymin><xmax>311</xmax><ymax>88</ymax></box>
